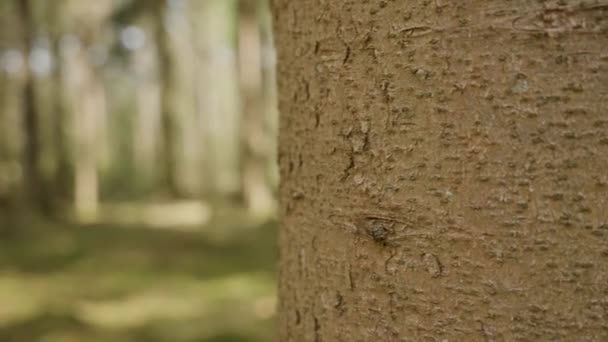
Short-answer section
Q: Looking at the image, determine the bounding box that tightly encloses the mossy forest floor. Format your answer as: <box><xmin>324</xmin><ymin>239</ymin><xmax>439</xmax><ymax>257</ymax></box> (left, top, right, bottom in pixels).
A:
<box><xmin>0</xmin><ymin>204</ymin><xmax>277</xmax><ymax>342</ymax></box>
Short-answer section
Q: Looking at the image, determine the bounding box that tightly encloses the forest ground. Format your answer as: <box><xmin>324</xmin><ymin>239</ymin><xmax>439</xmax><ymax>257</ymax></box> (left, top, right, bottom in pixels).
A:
<box><xmin>0</xmin><ymin>203</ymin><xmax>277</xmax><ymax>342</ymax></box>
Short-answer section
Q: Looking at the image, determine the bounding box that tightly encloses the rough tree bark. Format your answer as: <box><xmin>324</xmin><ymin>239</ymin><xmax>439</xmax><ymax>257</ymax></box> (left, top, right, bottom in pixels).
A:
<box><xmin>274</xmin><ymin>1</ymin><xmax>608</xmax><ymax>340</ymax></box>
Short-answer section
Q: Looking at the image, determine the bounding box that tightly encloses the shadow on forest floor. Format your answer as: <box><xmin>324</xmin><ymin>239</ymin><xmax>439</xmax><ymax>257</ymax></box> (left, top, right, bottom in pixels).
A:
<box><xmin>0</xmin><ymin>205</ymin><xmax>277</xmax><ymax>342</ymax></box>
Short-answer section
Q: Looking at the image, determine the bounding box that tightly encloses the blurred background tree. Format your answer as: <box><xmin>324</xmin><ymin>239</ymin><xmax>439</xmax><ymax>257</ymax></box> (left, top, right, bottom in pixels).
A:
<box><xmin>0</xmin><ymin>0</ymin><xmax>278</xmax><ymax>341</ymax></box>
<box><xmin>0</xmin><ymin>0</ymin><xmax>278</xmax><ymax>220</ymax></box>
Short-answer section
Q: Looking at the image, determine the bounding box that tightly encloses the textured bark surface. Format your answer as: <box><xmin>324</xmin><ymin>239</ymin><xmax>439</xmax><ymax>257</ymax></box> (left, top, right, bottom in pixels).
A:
<box><xmin>274</xmin><ymin>1</ymin><xmax>608</xmax><ymax>340</ymax></box>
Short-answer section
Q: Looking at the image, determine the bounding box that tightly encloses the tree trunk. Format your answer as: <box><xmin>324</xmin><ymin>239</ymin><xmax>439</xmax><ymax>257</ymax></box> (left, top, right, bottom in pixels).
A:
<box><xmin>238</xmin><ymin>0</ymin><xmax>276</xmax><ymax>218</ymax></box>
<box><xmin>17</xmin><ymin>0</ymin><xmax>51</xmax><ymax>212</ymax></box>
<box><xmin>274</xmin><ymin>1</ymin><xmax>608</xmax><ymax>340</ymax></box>
<box><xmin>50</xmin><ymin>34</ymin><xmax>73</xmax><ymax>205</ymax></box>
<box><xmin>0</xmin><ymin>72</ymin><xmax>9</xmax><ymax>208</ymax></box>
<box><xmin>72</xmin><ymin>42</ymin><xmax>102</xmax><ymax>221</ymax></box>
<box><xmin>154</xmin><ymin>0</ymin><xmax>181</xmax><ymax>197</ymax></box>
<box><xmin>192</xmin><ymin>0</ymin><xmax>242</xmax><ymax>198</ymax></box>
<box><xmin>132</xmin><ymin>36</ymin><xmax>161</xmax><ymax>186</ymax></box>
<box><xmin>259</xmin><ymin>2</ymin><xmax>279</xmax><ymax>194</ymax></box>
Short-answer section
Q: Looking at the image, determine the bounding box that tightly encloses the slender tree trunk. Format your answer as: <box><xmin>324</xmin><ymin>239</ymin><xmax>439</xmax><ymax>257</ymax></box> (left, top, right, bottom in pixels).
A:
<box><xmin>132</xmin><ymin>41</ymin><xmax>161</xmax><ymax>181</ymax></box>
<box><xmin>50</xmin><ymin>37</ymin><xmax>73</xmax><ymax>204</ymax></box>
<box><xmin>42</xmin><ymin>0</ymin><xmax>75</xmax><ymax>208</ymax></box>
<box><xmin>73</xmin><ymin>44</ymin><xmax>101</xmax><ymax>221</ymax></box>
<box><xmin>259</xmin><ymin>2</ymin><xmax>279</xmax><ymax>193</ymax></box>
<box><xmin>171</xmin><ymin>0</ymin><xmax>203</xmax><ymax>197</ymax></box>
<box><xmin>194</xmin><ymin>28</ymin><xmax>211</xmax><ymax>196</ymax></box>
<box><xmin>192</xmin><ymin>0</ymin><xmax>242</xmax><ymax>198</ymax></box>
<box><xmin>0</xmin><ymin>73</ymin><xmax>21</xmax><ymax>221</ymax></box>
<box><xmin>154</xmin><ymin>0</ymin><xmax>180</xmax><ymax>197</ymax></box>
<box><xmin>274</xmin><ymin>1</ymin><xmax>608</xmax><ymax>340</ymax></box>
<box><xmin>238</xmin><ymin>0</ymin><xmax>275</xmax><ymax>218</ymax></box>
<box><xmin>17</xmin><ymin>0</ymin><xmax>51</xmax><ymax>212</ymax></box>
<box><xmin>0</xmin><ymin>73</ymin><xmax>8</xmax><ymax>208</ymax></box>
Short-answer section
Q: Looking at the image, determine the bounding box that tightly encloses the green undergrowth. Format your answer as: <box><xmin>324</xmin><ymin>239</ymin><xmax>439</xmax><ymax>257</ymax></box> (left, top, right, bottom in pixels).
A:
<box><xmin>0</xmin><ymin>208</ymin><xmax>277</xmax><ymax>342</ymax></box>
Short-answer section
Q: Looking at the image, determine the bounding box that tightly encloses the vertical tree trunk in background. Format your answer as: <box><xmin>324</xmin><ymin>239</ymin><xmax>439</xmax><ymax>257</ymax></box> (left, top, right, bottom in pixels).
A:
<box><xmin>0</xmin><ymin>73</ymin><xmax>8</xmax><ymax>208</ymax></box>
<box><xmin>274</xmin><ymin>1</ymin><xmax>608</xmax><ymax>340</ymax></box>
<box><xmin>192</xmin><ymin>0</ymin><xmax>242</xmax><ymax>198</ymax></box>
<box><xmin>50</xmin><ymin>37</ymin><xmax>73</xmax><ymax>203</ymax></box>
<box><xmin>73</xmin><ymin>42</ymin><xmax>102</xmax><ymax>221</ymax></box>
<box><xmin>169</xmin><ymin>0</ymin><xmax>204</xmax><ymax>197</ymax></box>
<box><xmin>132</xmin><ymin>40</ymin><xmax>161</xmax><ymax>181</ymax></box>
<box><xmin>193</xmin><ymin>23</ymin><xmax>212</xmax><ymax>196</ymax></box>
<box><xmin>154</xmin><ymin>0</ymin><xmax>180</xmax><ymax>197</ymax></box>
<box><xmin>17</xmin><ymin>0</ymin><xmax>50</xmax><ymax>212</ymax></box>
<box><xmin>47</xmin><ymin>1</ymin><xmax>73</xmax><ymax>205</ymax></box>
<box><xmin>259</xmin><ymin>2</ymin><xmax>279</xmax><ymax>194</ymax></box>
<box><xmin>238</xmin><ymin>0</ymin><xmax>275</xmax><ymax>218</ymax></box>
<box><xmin>0</xmin><ymin>2</ymin><xmax>24</xmax><ymax>210</ymax></box>
<box><xmin>0</xmin><ymin>74</ymin><xmax>24</xmax><ymax>214</ymax></box>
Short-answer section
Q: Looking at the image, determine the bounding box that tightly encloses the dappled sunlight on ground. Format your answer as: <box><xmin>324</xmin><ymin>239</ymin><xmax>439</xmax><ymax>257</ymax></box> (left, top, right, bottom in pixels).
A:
<box><xmin>0</xmin><ymin>207</ymin><xmax>277</xmax><ymax>341</ymax></box>
<box><xmin>71</xmin><ymin>201</ymin><xmax>213</xmax><ymax>230</ymax></box>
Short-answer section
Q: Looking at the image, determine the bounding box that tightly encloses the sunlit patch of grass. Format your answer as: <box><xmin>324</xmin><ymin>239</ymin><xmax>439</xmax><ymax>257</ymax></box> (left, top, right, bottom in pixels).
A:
<box><xmin>76</xmin><ymin>272</ymin><xmax>275</xmax><ymax>328</ymax></box>
<box><xmin>0</xmin><ymin>276</ymin><xmax>44</xmax><ymax>326</ymax></box>
<box><xmin>70</xmin><ymin>201</ymin><xmax>213</xmax><ymax>230</ymax></box>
